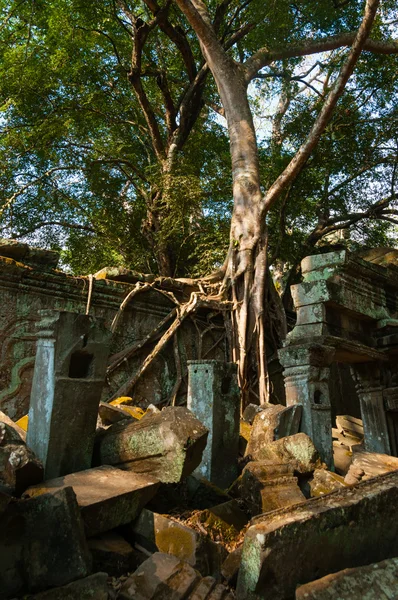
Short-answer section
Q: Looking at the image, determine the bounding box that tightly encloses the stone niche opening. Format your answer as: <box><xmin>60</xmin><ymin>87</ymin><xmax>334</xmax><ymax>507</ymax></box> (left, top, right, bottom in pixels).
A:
<box><xmin>68</xmin><ymin>351</ymin><xmax>94</xmax><ymax>379</ymax></box>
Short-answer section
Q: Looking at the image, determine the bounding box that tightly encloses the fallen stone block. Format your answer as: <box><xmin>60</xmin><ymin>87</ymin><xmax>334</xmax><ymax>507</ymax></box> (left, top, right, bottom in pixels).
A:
<box><xmin>295</xmin><ymin>557</ymin><xmax>398</xmax><ymax>599</ymax></box>
<box><xmin>24</xmin><ymin>465</ymin><xmax>159</xmax><ymax>537</ymax></box>
<box><xmin>344</xmin><ymin>449</ymin><xmax>398</xmax><ymax>485</ymax></box>
<box><xmin>119</xmin><ymin>552</ymin><xmax>201</xmax><ymax>599</ymax></box>
<box><xmin>310</xmin><ymin>468</ymin><xmax>348</xmax><ymax>497</ymax></box>
<box><xmin>27</xmin><ymin>572</ymin><xmax>109</xmax><ymax>600</ymax></box>
<box><xmin>0</xmin><ymin>487</ymin><xmax>91</xmax><ymax>598</ymax></box>
<box><xmin>128</xmin><ymin>507</ymin><xmax>226</xmax><ymax>577</ymax></box>
<box><xmin>96</xmin><ymin>407</ymin><xmax>208</xmax><ymax>483</ymax></box>
<box><xmin>88</xmin><ymin>531</ymin><xmax>136</xmax><ymax>576</ymax></box>
<box><xmin>221</xmin><ymin>547</ymin><xmax>242</xmax><ymax>587</ymax></box>
<box><xmin>98</xmin><ymin>401</ymin><xmax>135</xmax><ymax>426</ymax></box>
<box><xmin>188</xmin><ymin>576</ymin><xmax>216</xmax><ymax>599</ymax></box>
<box><xmin>242</xmin><ymin>404</ymin><xmax>264</xmax><ymax>424</ymax></box>
<box><xmin>239</xmin><ymin>421</ymin><xmax>251</xmax><ymax>455</ymax></box>
<box><xmin>0</xmin><ymin>441</ymin><xmax>43</xmax><ymax>496</ymax></box>
<box><xmin>198</xmin><ymin>500</ymin><xmax>248</xmax><ymax>534</ymax></box>
<box><xmin>251</xmin><ymin>433</ymin><xmax>321</xmax><ymax>474</ymax></box>
<box><xmin>237</xmin><ymin>470</ymin><xmax>398</xmax><ymax>599</ymax></box>
<box><xmin>239</xmin><ymin>461</ymin><xmax>305</xmax><ymax>516</ymax></box>
<box><xmin>246</xmin><ymin>404</ymin><xmax>302</xmax><ymax>458</ymax></box>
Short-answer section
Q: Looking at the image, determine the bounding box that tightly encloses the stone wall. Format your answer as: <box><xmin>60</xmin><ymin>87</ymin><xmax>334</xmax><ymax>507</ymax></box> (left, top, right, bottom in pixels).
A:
<box><xmin>0</xmin><ymin>252</ymin><xmax>225</xmax><ymax>419</ymax></box>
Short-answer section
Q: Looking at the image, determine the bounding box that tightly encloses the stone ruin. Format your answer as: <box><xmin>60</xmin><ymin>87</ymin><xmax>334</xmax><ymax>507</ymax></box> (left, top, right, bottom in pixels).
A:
<box><xmin>1</xmin><ymin>240</ymin><xmax>398</xmax><ymax>600</ymax></box>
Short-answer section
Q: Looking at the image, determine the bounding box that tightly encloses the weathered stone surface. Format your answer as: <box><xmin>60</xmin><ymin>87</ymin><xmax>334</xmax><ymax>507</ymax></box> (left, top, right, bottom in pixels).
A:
<box><xmin>0</xmin><ymin>486</ymin><xmax>91</xmax><ymax>598</ymax></box>
<box><xmin>239</xmin><ymin>461</ymin><xmax>305</xmax><ymax>516</ymax></box>
<box><xmin>98</xmin><ymin>401</ymin><xmax>135</xmax><ymax>426</ymax></box>
<box><xmin>198</xmin><ymin>500</ymin><xmax>248</xmax><ymax>533</ymax></box>
<box><xmin>27</xmin><ymin>310</ymin><xmax>111</xmax><ymax>479</ymax></box>
<box><xmin>119</xmin><ymin>552</ymin><xmax>201</xmax><ymax>600</ymax></box>
<box><xmin>0</xmin><ymin>238</ymin><xmax>60</xmax><ymax>269</ymax></box>
<box><xmin>28</xmin><ymin>572</ymin><xmax>109</xmax><ymax>600</ymax></box>
<box><xmin>242</xmin><ymin>404</ymin><xmax>264</xmax><ymax>424</ymax></box>
<box><xmin>188</xmin><ymin>576</ymin><xmax>216</xmax><ymax>599</ymax></box>
<box><xmin>237</xmin><ymin>470</ymin><xmax>398</xmax><ymax>599</ymax></box>
<box><xmin>251</xmin><ymin>433</ymin><xmax>321</xmax><ymax>475</ymax></box>
<box><xmin>187</xmin><ymin>361</ymin><xmax>240</xmax><ymax>489</ymax></box>
<box><xmin>344</xmin><ymin>449</ymin><xmax>398</xmax><ymax>485</ymax></box>
<box><xmin>129</xmin><ymin>508</ymin><xmax>226</xmax><ymax>577</ymax></box>
<box><xmin>246</xmin><ymin>404</ymin><xmax>302</xmax><ymax>458</ymax></box>
<box><xmin>221</xmin><ymin>547</ymin><xmax>242</xmax><ymax>587</ymax></box>
<box><xmin>310</xmin><ymin>468</ymin><xmax>348</xmax><ymax>497</ymax></box>
<box><xmin>96</xmin><ymin>407</ymin><xmax>208</xmax><ymax>484</ymax></box>
<box><xmin>25</xmin><ymin>465</ymin><xmax>159</xmax><ymax>537</ymax></box>
<box><xmin>295</xmin><ymin>557</ymin><xmax>398</xmax><ymax>599</ymax></box>
<box><xmin>88</xmin><ymin>531</ymin><xmax>136</xmax><ymax>576</ymax></box>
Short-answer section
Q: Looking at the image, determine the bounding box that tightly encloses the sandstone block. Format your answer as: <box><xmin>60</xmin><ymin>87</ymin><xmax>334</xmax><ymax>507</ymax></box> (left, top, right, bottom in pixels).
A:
<box><xmin>119</xmin><ymin>552</ymin><xmax>201</xmax><ymax>600</ymax></box>
<box><xmin>237</xmin><ymin>470</ymin><xmax>398</xmax><ymax>599</ymax></box>
<box><xmin>96</xmin><ymin>407</ymin><xmax>208</xmax><ymax>483</ymax></box>
<box><xmin>221</xmin><ymin>547</ymin><xmax>242</xmax><ymax>587</ymax></box>
<box><xmin>129</xmin><ymin>508</ymin><xmax>226</xmax><ymax>577</ymax></box>
<box><xmin>252</xmin><ymin>433</ymin><xmax>321</xmax><ymax>474</ymax></box>
<box><xmin>88</xmin><ymin>531</ymin><xmax>136</xmax><ymax>576</ymax></box>
<box><xmin>0</xmin><ymin>486</ymin><xmax>91</xmax><ymax>598</ymax></box>
<box><xmin>344</xmin><ymin>449</ymin><xmax>398</xmax><ymax>485</ymax></box>
<box><xmin>24</xmin><ymin>465</ymin><xmax>159</xmax><ymax>537</ymax></box>
<box><xmin>98</xmin><ymin>401</ymin><xmax>135</xmax><ymax>426</ymax></box>
<box><xmin>27</xmin><ymin>572</ymin><xmax>109</xmax><ymax>600</ymax></box>
<box><xmin>295</xmin><ymin>557</ymin><xmax>398</xmax><ymax>599</ymax></box>
<box><xmin>310</xmin><ymin>468</ymin><xmax>348</xmax><ymax>497</ymax></box>
<box><xmin>239</xmin><ymin>461</ymin><xmax>305</xmax><ymax>516</ymax></box>
<box><xmin>246</xmin><ymin>404</ymin><xmax>302</xmax><ymax>458</ymax></box>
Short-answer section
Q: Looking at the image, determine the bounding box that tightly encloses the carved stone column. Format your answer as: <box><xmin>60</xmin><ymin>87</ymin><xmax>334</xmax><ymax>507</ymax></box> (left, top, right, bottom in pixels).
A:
<box><xmin>278</xmin><ymin>344</ymin><xmax>335</xmax><ymax>468</ymax></box>
<box><xmin>27</xmin><ymin>310</ymin><xmax>111</xmax><ymax>478</ymax></box>
<box><xmin>350</xmin><ymin>363</ymin><xmax>391</xmax><ymax>455</ymax></box>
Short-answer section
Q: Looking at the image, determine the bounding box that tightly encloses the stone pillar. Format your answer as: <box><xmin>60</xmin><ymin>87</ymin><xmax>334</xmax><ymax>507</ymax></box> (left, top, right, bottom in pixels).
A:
<box><xmin>187</xmin><ymin>360</ymin><xmax>240</xmax><ymax>489</ymax></box>
<box><xmin>278</xmin><ymin>344</ymin><xmax>335</xmax><ymax>468</ymax></box>
<box><xmin>350</xmin><ymin>363</ymin><xmax>391</xmax><ymax>455</ymax></box>
<box><xmin>27</xmin><ymin>310</ymin><xmax>111</xmax><ymax>478</ymax></box>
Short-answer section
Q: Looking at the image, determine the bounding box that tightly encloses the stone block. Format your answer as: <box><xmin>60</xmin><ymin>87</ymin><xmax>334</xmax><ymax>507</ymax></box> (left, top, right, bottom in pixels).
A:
<box><xmin>310</xmin><ymin>468</ymin><xmax>348</xmax><ymax>497</ymax></box>
<box><xmin>96</xmin><ymin>407</ymin><xmax>208</xmax><ymax>484</ymax></box>
<box><xmin>188</xmin><ymin>576</ymin><xmax>216</xmax><ymax>599</ymax></box>
<box><xmin>98</xmin><ymin>401</ymin><xmax>135</xmax><ymax>426</ymax></box>
<box><xmin>0</xmin><ymin>486</ymin><xmax>91</xmax><ymax>598</ymax></box>
<box><xmin>27</xmin><ymin>572</ymin><xmax>109</xmax><ymax>600</ymax></box>
<box><xmin>27</xmin><ymin>310</ymin><xmax>111</xmax><ymax>479</ymax></box>
<box><xmin>344</xmin><ymin>449</ymin><xmax>398</xmax><ymax>485</ymax></box>
<box><xmin>246</xmin><ymin>404</ymin><xmax>302</xmax><ymax>458</ymax></box>
<box><xmin>237</xmin><ymin>470</ymin><xmax>398</xmax><ymax>599</ymax></box>
<box><xmin>239</xmin><ymin>462</ymin><xmax>305</xmax><ymax>516</ymax></box>
<box><xmin>187</xmin><ymin>361</ymin><xmax>240</xmax><ymax>489</ymax></box>
<box><xmin>88</xmin><ymin>531</ymin><xmax>136</xmax><ymax>576</ymax></box>
<box><xmin>252</xmin><ymin>433</ymin><xmax>321</xmax><ymax>474</ymax></box>
<box><xmin>119</xmin><ymin>552</ymin><xmax>201</xmax><ymax>600</ymax></box>
<box><xmin>128</xmin><ymin>508</ymin><xmax>226</xmax><ymax>577</ymax></box>
<box><xmin>242</xmin><ymin>404</ymin><xmax>264</xmax><ymax>424</ymax></box>
<box><xmin>295</xmin><ymin>557</ymin><xmax>398</xmax><ymax>599</ymax></box>
<box><xmin>24</xmin><ymin>465</ymin><xmax>159</xmax><ymax>537</ymax></box>
<box><xmin>199</xmin><ymin>500</ymin><xmax>248</xmax><ymax>533</ymax></box>
<box><xmin>221</xmin><ymin>547</ymin><xmax>242</xmax><ymax>587</ymax></box>
<box><xmin>0</xmin><ymin>411</ymin><xmax>27</xmax><ymax>442</ymax></box>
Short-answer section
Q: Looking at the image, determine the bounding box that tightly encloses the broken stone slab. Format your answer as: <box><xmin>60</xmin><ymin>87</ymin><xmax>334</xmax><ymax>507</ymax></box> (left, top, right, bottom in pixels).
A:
<box><xmin>221</xmin><ymin>547</ymin><xmax>242</xmax><ymax>587</ymax></box>
<box><xmin>88</xmin><ymin>531</ymin><xmax>136</xmax><ymax>576</ymax></box>
<box><xmin>0</xmin><ymin>238</ymin><xmax>60</xmax><ymax>269</ymax></box>
<box><xmin>344</xmin><ymin>449</ymin><xmax>398</xmax><ymax>485</ymax></box>
<box><xmin>251</xmin><ymin>432</ymin><xmax>321</xmax><ymax>475</ymax></box>
<box><xmin>295</xmin><ymin>557</ymin><xmax>398</xmax><ymax>599</ymax></box>
<box><xmin>309</xmin><ymin>468</ymin><xmax>348</xmax><ymax>497</ymax></box>
<box><xmin>24</xmin><ymin>464</ymin><xmax>159</xmax><ymax>537</ymax></box>
<box><xmin>187</xmin><ymin>361</ymin><xmax>240</xmax><ymax>489</ymax></box>
<box><xmin>197</xmin><ymin>500</ymin><xmax>248</xmax><ymax>534</ymax></box>
<box><xmin>95</xmin><ymin>407</ymin><xmax>208</xmax><ymax>484</ymax></box>
<box><xmin>239</xmin><ymin>461</ymin><xmax>306</xmax><ymax>516</ymax></box>
<box><xmin>26</xmin><ymin>572</ymin><xmax>109</xmax><ymax>600</ymax></box>
<box><xmin>335</xmin><ymin>415</ymin><xmax>364</xmax><ymax>440</ymax></box>
<box><xmin>98</xmin><ymin>401</ymin><xmax>136</xmax><ymax>426</ymax></box>
<box><xmin>0</xmin><ymin>486</ymin><xmax>91</xmax><ymax>598</ymax></box>
<box><xmin>246</xmin><ymin>404</ymin><xmax>302</xmax><ymax>459</ymax></box>
<box><xmin>119</xmin><ymin>552</ymin><xmax>201</xmax><ymax>600</ymax></box>
<box><xmin>27</xmin><ymin>310</ymin><xmax>111</xmax><ymax>479</ymax></box>
<box><xmin>237</xmin><ymin>470</ymin><xmax>398</xmax><ymax>600</ymax></box>
<box><xmin>119</xmin><ymin>553</ymin><xmax>235</xmax><ymax>600</ymax></box>
<box><xmin>128</xmin><ymin>507</ymin><xmax>226</xmax><ymax>577</ymax></box>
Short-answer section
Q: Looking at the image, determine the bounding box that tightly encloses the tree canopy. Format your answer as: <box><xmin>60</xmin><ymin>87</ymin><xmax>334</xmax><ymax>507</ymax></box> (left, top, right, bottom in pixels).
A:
<box><xmin>0</xmin><ymin>0</ymin><xmax>397</xmax><ymax>281</ymax></box>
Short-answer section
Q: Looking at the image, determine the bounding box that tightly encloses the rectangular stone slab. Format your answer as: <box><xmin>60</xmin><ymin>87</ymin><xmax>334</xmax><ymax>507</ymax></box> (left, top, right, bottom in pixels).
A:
<box><xmin>24</xmin><ymin>465</ymin><xmax>159</xmax><ymax>537</ymax></box>
<box><xmin>237</xmin><ymin>470</ymin><xmax>398</xmax><ymax>600</ymax></box>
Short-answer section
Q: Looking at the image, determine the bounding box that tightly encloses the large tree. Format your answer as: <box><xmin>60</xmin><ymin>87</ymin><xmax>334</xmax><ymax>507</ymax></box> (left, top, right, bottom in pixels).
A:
<box><xmin>1</xmin><ymin>0</ymin><xmax>397</xmax><ymax>402</ymax></box>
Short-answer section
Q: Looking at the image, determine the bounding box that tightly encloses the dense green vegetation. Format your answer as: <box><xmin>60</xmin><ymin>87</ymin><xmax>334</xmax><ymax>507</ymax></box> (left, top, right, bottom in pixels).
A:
<box><xmin>0</xmin><ymin>0</ymin><xmax>397</xmax><ymax>280</ymax></box>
